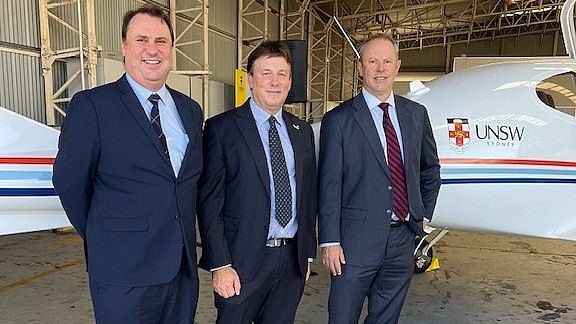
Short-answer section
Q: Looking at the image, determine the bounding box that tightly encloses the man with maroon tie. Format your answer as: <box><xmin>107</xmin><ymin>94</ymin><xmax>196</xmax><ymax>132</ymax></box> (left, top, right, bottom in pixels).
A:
<box><xmin>318</xmin><ymin>34</ymin><xmax>441</xmax><ymax>324</ymax></box>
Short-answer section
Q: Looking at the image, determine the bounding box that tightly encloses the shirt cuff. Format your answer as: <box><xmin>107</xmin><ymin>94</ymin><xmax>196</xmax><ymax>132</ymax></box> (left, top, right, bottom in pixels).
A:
<box><xmin>210</xmin><ymin>264</ymin><xmax>232</xmax><ymax>272</ymax></box>
<box><xmin>307</xmin><ymin>258</ymin><xmax>313</xmax><ymax>263</ymax></box>
<box><xmin>319</xmin><ymin>242</ymin><xmax>340</xmax><ymax>247</ymax></box>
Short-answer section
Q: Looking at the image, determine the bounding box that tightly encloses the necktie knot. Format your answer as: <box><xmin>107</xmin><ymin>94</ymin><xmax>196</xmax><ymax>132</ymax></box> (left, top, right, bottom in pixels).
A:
<box><xmin>148</xmin><ymin>93</ymin><xmax>160</xmax><ymax>104</ymax></box>
<box><xmin>147</xmin><ymin>93</ymin><xmax>169</xmax><ymax>158</ymax></box>
<box><xmin>378</xmin><ymin>102</ymin><xmax>390</xmax><ymax>115</ymax></box>
<box><xmin>268</xmin><ymin>116</ymin><xmax>277</xmax><ymax>127</ymax></box>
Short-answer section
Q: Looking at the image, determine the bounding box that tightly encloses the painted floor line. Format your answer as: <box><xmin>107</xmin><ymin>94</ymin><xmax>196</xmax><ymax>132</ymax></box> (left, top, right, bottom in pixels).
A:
<box><xmin>0</xmin><ymin>258</ymin><xmax>84</xmax><ymax>294</ymax></box>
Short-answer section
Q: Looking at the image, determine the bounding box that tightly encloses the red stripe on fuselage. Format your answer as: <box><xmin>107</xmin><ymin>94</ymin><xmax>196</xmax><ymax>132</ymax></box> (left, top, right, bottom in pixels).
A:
<box><xmin>0</xmin><ymin>157</ymin><xmax>55</xmax><ymax>165</ymax></box>
<box><xmin>441</xmin><ymin>158</ymin><xmax>576</xmax><ymax>168</ymax></box>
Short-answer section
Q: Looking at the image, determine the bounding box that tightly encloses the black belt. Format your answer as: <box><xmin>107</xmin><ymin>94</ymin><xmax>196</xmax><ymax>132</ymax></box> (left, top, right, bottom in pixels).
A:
<box><xmin>265</xmin><ymin>238</ymin><xmax>294</xmax><ymax>247</ymax></box>
<box><xmin>390</xmin><ymin>221</ymin><xmax>407</xmax><ymax>228</ymax></box>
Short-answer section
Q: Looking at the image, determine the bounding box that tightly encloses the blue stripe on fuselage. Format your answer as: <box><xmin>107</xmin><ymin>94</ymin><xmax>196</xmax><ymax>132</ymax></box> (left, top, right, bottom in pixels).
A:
<box><xmin>0</xmin><ymin>188</ymin><xmax>57</xmax><ymax>196</ymax></box>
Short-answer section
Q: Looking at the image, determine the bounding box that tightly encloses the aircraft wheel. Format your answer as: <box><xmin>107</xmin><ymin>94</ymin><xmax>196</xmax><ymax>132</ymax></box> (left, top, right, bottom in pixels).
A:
<box><xmin>414</xmin><ymin>238</ymin><xmax>433</xmax><ymax>273</ymax></box>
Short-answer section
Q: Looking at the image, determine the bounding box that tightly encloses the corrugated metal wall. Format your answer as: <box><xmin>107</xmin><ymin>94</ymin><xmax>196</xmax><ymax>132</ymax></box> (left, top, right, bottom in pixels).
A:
<box><xmin>208</xmin><ymin>34</ymin><xmax>237</xmax><ymax>85</ymax></box>
<box><xmin>96</xmin><ymin>0</ymin><xmax>144</xmax><ymax>61</ymax></box>
<box><xmin>210</xmin><ymin>0</ymin><xmax>236</xmax><ymax>33</ymax></box>
<box><xmin>0</xmin><ymin>0</ymin><xmax>39</xmax><ymax>47</ymax></box>
<box><xmin>208</xmin><ymin>0</ymin><xmax>237</xmax><ymax>85</ymax></box>
<box><xmin>49</xmin><ymin>4</ymin><xmax>82</xmax><ymax>51</ymax></box>
<box><xmin>401</xmin><ymin>32</ymin><xmax>567</xmax><ymax>73</ymax></box>
<box><xmin>0</xmin><ymin>51</ymin><xmax>44</xmax><ymax>121</ymax></box>
<box><xmin>0</xmin><ymin>0</ymin><xmax>42</xmax><ymax>121</ymax></box>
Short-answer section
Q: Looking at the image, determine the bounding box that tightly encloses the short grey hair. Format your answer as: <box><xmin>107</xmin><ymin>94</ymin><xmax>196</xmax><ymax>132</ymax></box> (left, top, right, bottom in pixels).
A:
<box><xmin>358</xmin><ymin>33</ymin><xmax>399</xmax><ymax>60</ymax></box>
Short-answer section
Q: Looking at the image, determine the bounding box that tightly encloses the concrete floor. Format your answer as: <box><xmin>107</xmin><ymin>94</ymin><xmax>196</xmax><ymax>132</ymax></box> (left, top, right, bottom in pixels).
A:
<box><xmin>0</xmin><ymin>230</ymin><xmax>575</xmax><ymax>323</ymax></box>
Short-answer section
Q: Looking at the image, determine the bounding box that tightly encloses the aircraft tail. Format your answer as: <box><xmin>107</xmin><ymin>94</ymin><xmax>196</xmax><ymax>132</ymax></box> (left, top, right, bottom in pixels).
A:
<box><xmin>0</xmin><ymin>107</ymin><xmax>71</xmax><ymax>235</ymax></box>
<box><xmin>561</xmin><ymin>0</ymin><xmax>576</xmax><ymax>59</ymax></box>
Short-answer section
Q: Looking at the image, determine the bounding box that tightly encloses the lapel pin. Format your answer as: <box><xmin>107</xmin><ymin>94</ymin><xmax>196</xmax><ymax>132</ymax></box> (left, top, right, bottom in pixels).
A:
<box><xmin>292</xmin><ymin>124</ymin><xmax>300</xmax><ymax>130</ymax></box>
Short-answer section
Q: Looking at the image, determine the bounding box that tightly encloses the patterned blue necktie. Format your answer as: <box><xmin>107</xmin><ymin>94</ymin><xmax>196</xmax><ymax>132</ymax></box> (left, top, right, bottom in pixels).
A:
<box><xmin>268</xmin><ymin>116</ymin><xmax>292</xmax><ymax>228</ymax></box>
<box><xmin>148</xmin><ymin>94</ymin><xmax>170</xmax><ymax>158</ymax></box>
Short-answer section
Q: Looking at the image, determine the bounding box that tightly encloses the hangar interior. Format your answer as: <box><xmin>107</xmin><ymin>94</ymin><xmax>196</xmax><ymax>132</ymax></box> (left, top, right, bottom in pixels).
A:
<box><xmin>2</xmin><ymin>1</ymin><xmax>576</xmax><ymax>323</ymax></box>
<box><xmin>0</xmin><ymin>0</ymin><xmax>572</xmax><ymax>125</ymax></box>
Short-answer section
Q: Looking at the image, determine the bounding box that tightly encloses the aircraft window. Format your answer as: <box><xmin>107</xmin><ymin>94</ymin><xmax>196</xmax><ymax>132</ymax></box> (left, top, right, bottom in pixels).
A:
<box><xmin>535</xmin><ymin>72</ymin><xmax>576</xmax><ymax>117</ymax></box>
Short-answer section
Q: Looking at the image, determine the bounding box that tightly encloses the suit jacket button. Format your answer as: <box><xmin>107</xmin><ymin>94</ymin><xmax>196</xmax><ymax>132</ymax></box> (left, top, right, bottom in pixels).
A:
<box><xmin>175</xmin><ymin>215</ymin><xmax>181</xmax><ymax>222</ymax></box>
<box><xmin>386</xmin><ymin>209</ymin><xmax>392</xmax><ymax>214</ymax></box>
<box><xmin>264</xmin><ymin>226</ymin><xmax>269</xmax><ymax>231</ymax></box>
<box><xmin>387</xmin><ymin>186</ymin><xmax>392</xmax><ymax>191</ymax></box>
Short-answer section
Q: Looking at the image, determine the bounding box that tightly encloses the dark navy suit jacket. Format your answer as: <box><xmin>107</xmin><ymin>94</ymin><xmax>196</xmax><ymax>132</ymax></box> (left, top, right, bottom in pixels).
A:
<box><xmin>197</xmin><ymin>100</ymin><xmax>317</xmax><ymax>283</ymax></box>
<box><xmin>318</xmin><ymin>93</ymin><xmax>441</xmax><ymax>267</ymax></box>
<box><xmin>53</xmin><ymin>75</ymin><xmax>203</xmax><ymax>286</ymax></box>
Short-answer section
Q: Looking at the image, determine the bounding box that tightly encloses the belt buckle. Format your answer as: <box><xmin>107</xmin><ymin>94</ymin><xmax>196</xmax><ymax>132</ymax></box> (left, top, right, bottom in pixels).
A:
<box><xmin>266</xmin><ymin>238</ymin><xmax>285</xmax><ymax>247</ymax></box>
<box><xmin>390</xmin><ymin>221</ymin><xmax>404</xmax><ymax>227</ymax></box>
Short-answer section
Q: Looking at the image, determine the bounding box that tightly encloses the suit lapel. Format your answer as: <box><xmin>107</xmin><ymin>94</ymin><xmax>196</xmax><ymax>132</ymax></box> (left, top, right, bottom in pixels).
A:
<box><xmin>284</xmin><ymin>112</ymin><xmax>304</xmax><ymax>213</ymax></box>
<box><xmin>395</xmin><ymin>95</ymin><xmax>413</xmax><ymax>167</ymax></box>
<box><xmin>117</xmin><ymin>75</ymin><xmax>172</xmax><ymax>169</ymax></box>
<box><xmin>235</xmin><ymin>103</ymin><xmax>271</xmax><ymax>197</ymax></box>
<box><xmin>352</xmin><ymin>94</ymin><xmax>390</xmax><ymax>176</ymax></box>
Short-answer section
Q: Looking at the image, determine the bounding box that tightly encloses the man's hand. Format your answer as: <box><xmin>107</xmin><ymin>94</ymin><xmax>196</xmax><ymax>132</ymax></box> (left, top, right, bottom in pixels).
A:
<box><xmin>322</xmin><ymin>245</ymin><xmax>346</xmax><ymax>276</ymax></box>
<box><xmin>212</xmin><ymin>267</ymin><xmax>241</xmax><ymax>298</ymax></box>
<box><xmin>306</xmin><ymin>262</ymin><xmax>312</xmax><ymax>281</ymax></box>
<box><xmin>422</xmin><ymin>219</ymin><xmax>435</xmax><ymax>234</ymax></box>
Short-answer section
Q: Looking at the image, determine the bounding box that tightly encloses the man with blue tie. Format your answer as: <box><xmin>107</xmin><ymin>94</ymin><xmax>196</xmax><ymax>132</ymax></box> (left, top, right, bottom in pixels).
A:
<box><xmin>318</xmin><ymin>34</ymin><xmax>442</xmax><ymax>323</ymax></box>
<box><xmin>197</xmin><ymin>40</ymin><xmax>317</xmax><ymax>324</ymax></box>
<box><xmin>52</xmin><ymin>4</ymin><xmax>203</xmax><ymax>323</ymax></box>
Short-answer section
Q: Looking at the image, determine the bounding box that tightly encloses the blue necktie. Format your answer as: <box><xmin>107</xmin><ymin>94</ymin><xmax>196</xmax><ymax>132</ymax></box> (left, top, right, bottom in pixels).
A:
<box><xmin>380</xmin><ymin>102</ymin><xmax>409</xmax><ymax>221</ymax></box>
<box><xmin>148</xmin><ymin>94</ymin><xmax>170</xmax><ymax>158</ymax></box>
<box><xmin>268</xmin><ymin>116</ymin><xmax>292</xmax><ymax>228</ymax></box>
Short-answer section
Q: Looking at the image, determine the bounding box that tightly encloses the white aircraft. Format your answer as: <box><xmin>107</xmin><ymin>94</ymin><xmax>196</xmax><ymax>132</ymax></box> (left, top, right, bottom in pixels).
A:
<box><xmin>408</xmin><ymin>60</ymin><xmax>576</xmax><ymax>242</ymax></box>
<box><xmin>0</xmin><ymin>106</ymin><xmax>70</xmax><ymax>236</ymax></box>
<box><xmin>3</xmin><ymin>0</ymin><xmax>576</xmax><ymax>275</ymax></box>
<box><xmin>406</xmin><ymin>59</ymin><xmax>576</xmax><ymax>271</ymax></box>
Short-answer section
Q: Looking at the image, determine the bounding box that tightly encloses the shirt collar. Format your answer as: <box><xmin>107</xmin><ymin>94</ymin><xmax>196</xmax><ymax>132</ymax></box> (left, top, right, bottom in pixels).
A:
<box><xmin>249</xmin><ymin>98</ymin><xmax>285</xmax><ymax>128</ymax></box>
<box><xmin>125</xmin><ymin>73</ymin><xmax>169</xmax><ymax>103</ymax></box>
<box><xmin>362</xmin><ymin>88</ymin><xmax>396</xmax><ymax>111</ymax></box>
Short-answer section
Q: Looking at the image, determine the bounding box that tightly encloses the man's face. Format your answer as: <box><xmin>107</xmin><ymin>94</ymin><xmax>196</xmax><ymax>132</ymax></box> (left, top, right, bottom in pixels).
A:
<box><xmin>248</xmin><ymin>55</ymin><xmax>292</xmax><ymax>115</ymax></box>
<box><xmin>122</xmin><ymin>13</ymin><xmax>172</xmax><ymax>92</ymax></box>
<box><xmin>357</xmin><ymin>38</ymin><xmax>401</xmax><ymax>101</ymax></box>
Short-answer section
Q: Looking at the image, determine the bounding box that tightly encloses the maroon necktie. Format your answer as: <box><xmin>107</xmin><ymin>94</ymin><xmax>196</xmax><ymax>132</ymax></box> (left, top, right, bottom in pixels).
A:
<box><xmin>379</xmin><ymin>102</ymin><xmax>409</xmax><ymax>221</ymax></box>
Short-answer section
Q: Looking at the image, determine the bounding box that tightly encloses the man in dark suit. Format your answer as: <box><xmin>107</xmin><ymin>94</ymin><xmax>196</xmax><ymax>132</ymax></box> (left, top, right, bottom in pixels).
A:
<box><xmin>52</xmin><ymin>5</ymin><xmax>203</xmax><ymax>323</ymax></box>
<box><xmin>318</xmin><ymin>34</ymin><xmax>441</xmax><ymax>323</ymax></box>
<box><xmin>198</xmin><ymin>40</ymin><xmax>317</xmax><ymax>324</ymax></box>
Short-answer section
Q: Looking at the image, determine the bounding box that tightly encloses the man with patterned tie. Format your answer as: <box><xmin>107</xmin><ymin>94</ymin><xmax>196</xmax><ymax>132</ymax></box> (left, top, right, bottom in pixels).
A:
<box><xmin>52</xmin><ymin>4</ymin><xmax>203</xmax><ymax>323</ymax></box>
<box><xmin>198</xmin><ymin>40</ymin><xmax>317</xmax><ymax>324</ymax></box>
<box><xmin>318</xmin><ymin>34</ymin><xmax>441</xmax><ymax>324</ymax></box>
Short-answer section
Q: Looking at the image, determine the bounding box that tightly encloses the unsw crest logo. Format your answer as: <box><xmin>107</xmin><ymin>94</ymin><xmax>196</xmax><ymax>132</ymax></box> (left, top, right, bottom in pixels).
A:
<box><xmin>447</xmin><ymin>118</ymin><xmax>470</xmax><ymax>151</ymax></box>
<box><xmin>447</xmin><ymin>118</ymin><xmax>525</xmax><ymax>151</ymax></box>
